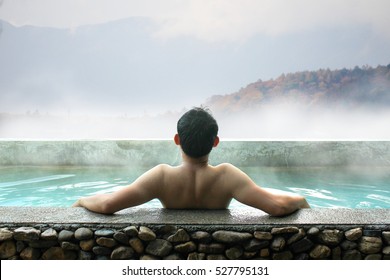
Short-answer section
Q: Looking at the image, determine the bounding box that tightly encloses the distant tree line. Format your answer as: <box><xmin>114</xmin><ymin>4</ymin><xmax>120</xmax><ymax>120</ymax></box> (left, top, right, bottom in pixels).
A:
<box><xmin>207</xmin><ymin>64</ymin><xmax>390</xmax><ymax>112</ymax></box>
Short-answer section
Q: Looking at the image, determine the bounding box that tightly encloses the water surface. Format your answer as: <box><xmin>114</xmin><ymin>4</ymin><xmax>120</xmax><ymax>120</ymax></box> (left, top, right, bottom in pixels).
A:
<box><xmin>0</xmin><ymin>166</ymin><xmax>389</xmax><ymax>209</ymax></box>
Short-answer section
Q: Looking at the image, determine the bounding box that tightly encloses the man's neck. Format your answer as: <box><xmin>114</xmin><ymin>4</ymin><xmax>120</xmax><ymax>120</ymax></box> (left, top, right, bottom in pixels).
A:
<box><xmin>181</xmin><ymin>153</ymin><xmax>209</xmax><ymax>167</ymax></box>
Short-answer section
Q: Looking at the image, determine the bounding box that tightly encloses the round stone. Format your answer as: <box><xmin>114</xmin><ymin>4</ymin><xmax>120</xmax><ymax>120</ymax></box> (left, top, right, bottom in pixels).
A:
<box><xmin>254</xmin><ymin>231</ymin><xmax>273</xmax><ymax>240</ymax></box>
<box><xmin>187</xmin><ymin>252</ymin><xmax>206</xmax><ymax>260</ymax></box>
<box><xmin>259</xmin><ymin>248</ymin><xmax>270</xmax><ymax>258</ymax></box>
<box><xmin>365</xmin><ymin>254</ymin><xmax>382</xmax><ymax>260</ymax></box>
<box><xmin>80</xmin><ymin>239</ymin><xmax>95</xmax><ymax>251</ymax></box>
<box><xmin>96</xmin><ymin>237</ymin><xmax>117</xmax><ymax>248</ymax></box>
<box><xmin>58</xmin><ymin>230</ymin><xmax>74</xmax><ymax>241</ymax></box>
<box><xmin>212</xmin><ymin>230</ymin><xmax>252</xmax><ymax>243</ymax></box>
<box><xmin>145</xmin><ymin>239</ymin><xmax>172</xmax><ymax>257</ymax></box>
<box><xmin>382</xmin><ymin>246</ymin><xmax>390</xmax><ymax>255</ymax></box>
<box><xmin>78</xmin><ymin>251</ymin><xmax>93</xmax><ymax>260</ymax></box>
<box><xmin>225</xmin><ymin>246</ymin><xmax>243</xmax><ymax>260</ymax></box>
<box><xmin>95</xmin><ymin>229</ymin><xmax>114</xmax><ymax>237</ymax></box>
<box><xmin>287</xmin><ymin>228</ymin><xmax>306</xmax><ymax>245</ymax></box>
<box><xmin>61</xmin><ymin>241</ymin><xmax>80</xmax><ymax>251</ymax></box>
<box><xmin>307</xmin><ymin>227</ymin><xmax>320</xmax><ymax>236</ymax></box>
<box><xmin>41</xmin><ymin>228</ymin><xmax>58</xmax><ymax>241</ymax></box>
<box><xmin>0</xmin><ymin>240</ymin><xmax>16</xmax><ymax>259</ymax></box>
<box><xmin>138</xmin><ymin>226</ymin><xmax>156</xmax><ymax>241</ymax></box>
<box><xmin>129</xmin><ymin>237</ymin><xmax>144</xmax><ymax>254</ymax></box>
<box><xmin>111</xmin><ymin>246</ymin><xmax>134</xmax><ymax>260</ymax></box>
<box><xmin>113</xmin><ymin>232</ymin><xmax>129</xmax><ymax>245</ymax></box>
<box><xmin>191</xmin><ymin>231</ymin><xmax>211</xmax><ymax>243</ymax></box>
<box><xmin>289</xmin><ymin>238</ymin><xmax>314</xmax><ymax>254</ymax></box>
<box><xmin>309</xmin><ymin>245</ymin><xmax>331</xmax><ymax>259</ymax></box>
<box><xmin>271</xmin><ymin>236</ymin><xmax>286</xmax><ymax>252</ymax></box>
<box><xmin>358</xmin><ymin>236</ymin><xmax>382</xmax><ymax>254</ymax></box>
<box><xmin>14</xmin><ymin>227</ymin><xmax>40</xmax><ymax>241</ymax></box>
<box><xmin>167</xmin><ymin>229</ymin><xmax>190</xmax><ymax>243</ymax></box>
<box><xmin>318</xmin><ymin>229</ymin><xmax>343</xmax><ymax>246</ymax></box>
<box><xmin>174</xmin><ymin>241</ymin><xmax>196</xmax><ymax>254</ymax></box>
<box><xmin>75</xmin><ymin>228</ymin><xmax>93</xmax><ymax>240</ymax></box>
<box><xmin>0</xmin><ymin>228</ymin><xmax>14</xmax><ymax>241</ymax></box>
<box><xmin>123</xmin><ymin>226</ymin><xmax>138</xmax><ymax>237</ymax></box>
<box><xmin>271</xmin><ymin>227</ymin><xmax>299</xmax><ymax>235</ymax></box>
<box><xmin>345</xmin><ymin>228</ymin><xmax>362</xmax><ymax>241</ymax></box>
<box><xmin>20</xmin><ymin>247</ymin><xmax>41</xmax><ymax>260</ymax></box>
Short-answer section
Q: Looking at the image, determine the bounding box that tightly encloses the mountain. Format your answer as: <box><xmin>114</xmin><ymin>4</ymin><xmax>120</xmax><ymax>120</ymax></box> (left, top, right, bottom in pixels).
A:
<box><xmin>205</xmin><ymin>64</ymin><xmax>390</xmax><ymax>114</ymax></box>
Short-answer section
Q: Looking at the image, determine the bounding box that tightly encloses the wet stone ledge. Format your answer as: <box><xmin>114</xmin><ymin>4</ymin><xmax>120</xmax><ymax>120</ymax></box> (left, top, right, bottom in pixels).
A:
<box><xmin>0</xmin><ymin>207</ymin><xmax>390</xmax><ymax>260</ymax></box>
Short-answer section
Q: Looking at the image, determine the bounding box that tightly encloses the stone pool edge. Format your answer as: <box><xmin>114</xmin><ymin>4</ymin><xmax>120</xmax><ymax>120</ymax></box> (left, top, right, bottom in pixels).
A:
<box><xmin>1</xmin><ymin>207</ymin><xmax>390</xmax><ymax>228</ymax></box>
<box><xmin>1</xmin><ymin>208</ymin><xmax>389</xmax><ymax>260</ymax></box>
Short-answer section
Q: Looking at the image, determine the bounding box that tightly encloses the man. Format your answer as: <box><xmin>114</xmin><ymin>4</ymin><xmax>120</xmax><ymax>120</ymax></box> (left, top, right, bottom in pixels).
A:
<box><xmin>73</xmin><ymin>107</ymin><xmax>310</xmax><ymax>216</ymax></box>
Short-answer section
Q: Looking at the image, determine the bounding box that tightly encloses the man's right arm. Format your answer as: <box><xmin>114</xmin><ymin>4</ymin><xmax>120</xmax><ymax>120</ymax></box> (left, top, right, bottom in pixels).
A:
<box><xmin>72</xmin><ymin>164</ymin><xmax>166</xmax><ymax>214</ymax></box>
<box><xmin>223</xmin><ymin>164</ymin><xmax>310</xmax><ymax>216</ymax></box>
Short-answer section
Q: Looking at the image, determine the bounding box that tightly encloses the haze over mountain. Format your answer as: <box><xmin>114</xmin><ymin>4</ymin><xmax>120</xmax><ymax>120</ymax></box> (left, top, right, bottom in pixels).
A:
<box><xmin>1</xmin><ymin>63</ymin><xmax>390</xmax><ymax>139</ymax></box>
<box><xmin>1</xmin><ymin>13</ymin><xmax>389</xmax><ymax>117</ymax></box>
<box><xmin>1</xmin><ymin>0</ymin><xmax>390</xmax><ymax>139</ymax></box>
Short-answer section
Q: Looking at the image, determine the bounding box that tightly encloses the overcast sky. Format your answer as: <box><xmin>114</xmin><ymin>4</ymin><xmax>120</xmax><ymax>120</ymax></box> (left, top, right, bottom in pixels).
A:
<box><xmin>1</xmin><ymin>0</ymin><xmax>389</xmax><ymax>40</ymax></box>
<box><xmin>1</xmin><ymin>0</ymin><xmax>390</xmax><ymax>117</ymax></box>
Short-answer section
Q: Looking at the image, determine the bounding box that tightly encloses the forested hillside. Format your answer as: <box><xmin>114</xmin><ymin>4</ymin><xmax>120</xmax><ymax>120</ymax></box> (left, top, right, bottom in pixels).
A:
<box><xmin>206</xmin><ymin>64</ymin><xmax>390</xmax><ymax>113</ymax></box>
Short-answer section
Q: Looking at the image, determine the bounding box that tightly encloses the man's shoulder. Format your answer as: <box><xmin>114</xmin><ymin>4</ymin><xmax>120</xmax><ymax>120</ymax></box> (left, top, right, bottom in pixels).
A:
<box><xmin>214</xmin><ymin>163</ymin><xmax>241</xmax><ymax>174</ymax></box>
<box><xmin>154</xmin><ymin>163</ymin><xmax>174</xmax><ymax>172</ymax></box>
<box><xmin>215</xmin><ymin>162</ymin><xmax>238</xmax><ymax>170</ymax></box>
<box><xmin>154</xmin><ymin>164</ymin><xmax>182</xmax><ymax>176</ymax></box>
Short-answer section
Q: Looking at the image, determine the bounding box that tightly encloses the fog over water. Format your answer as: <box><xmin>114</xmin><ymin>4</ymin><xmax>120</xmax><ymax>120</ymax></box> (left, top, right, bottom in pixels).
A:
<box><xmin>214</xmin><ymin>105</ymin><xmax>390</xmax><ymax>140</ymax></box>
<box><xmin>1</xmin><ymin>104</ymin><xmax>389</xmax><ymax>140</ymax></box>
<box><xmin>1</xmin><ymin>1</ymin><xmax>389</xmax><ymax>140</ymax></box>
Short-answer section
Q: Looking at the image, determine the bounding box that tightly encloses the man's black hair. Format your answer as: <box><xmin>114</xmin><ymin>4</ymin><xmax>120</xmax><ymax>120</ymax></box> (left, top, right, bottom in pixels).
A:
<box><xmin>177</xmin><ymin>107</ymin><xmax>219</xmax><ymax>158</ymax></box>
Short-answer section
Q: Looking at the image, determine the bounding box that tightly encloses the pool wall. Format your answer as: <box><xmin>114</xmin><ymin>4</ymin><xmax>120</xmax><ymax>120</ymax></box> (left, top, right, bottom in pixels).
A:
<box><xmin>1</xmin><ymin>140</ymin><xmax>390</xmax><ymax>260</ymax></box>
<box><xmin>1</xmin><ymin>140</ymin><xmax>390</xmax><ymax>167</ymax></box>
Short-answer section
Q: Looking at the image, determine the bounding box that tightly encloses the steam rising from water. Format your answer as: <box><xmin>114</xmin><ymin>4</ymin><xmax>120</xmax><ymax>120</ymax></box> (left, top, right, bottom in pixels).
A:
<box><xmin>1</xmin><ymin>104</ymin><xmax>390</xmax><ymax>139</ymax></box>
<box><xmin>214</xmin><ymin>104</ymin><xmax>390</xmax><ymax>140</ymax></box>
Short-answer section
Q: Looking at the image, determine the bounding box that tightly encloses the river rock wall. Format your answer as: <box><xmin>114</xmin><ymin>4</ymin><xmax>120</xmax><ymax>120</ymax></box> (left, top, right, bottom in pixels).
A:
<box><xmin>1</xmin><ymin>225</ymin><xmax>390</xmax><ymax>260</ymax></box>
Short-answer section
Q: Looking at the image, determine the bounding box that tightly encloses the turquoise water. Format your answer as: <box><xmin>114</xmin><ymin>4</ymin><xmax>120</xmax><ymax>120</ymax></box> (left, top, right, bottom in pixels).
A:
<box><xmin>0</xmin><ymin>166</ymin><xmax>389</xmax><ymax>209</ymax></box>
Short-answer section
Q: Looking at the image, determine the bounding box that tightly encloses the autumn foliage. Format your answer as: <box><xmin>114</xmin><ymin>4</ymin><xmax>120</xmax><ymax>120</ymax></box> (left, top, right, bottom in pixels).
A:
<box><xmin>206</xmin><ymin>64</ymin><xmax>390</xmax><ymax>113</ymax></box>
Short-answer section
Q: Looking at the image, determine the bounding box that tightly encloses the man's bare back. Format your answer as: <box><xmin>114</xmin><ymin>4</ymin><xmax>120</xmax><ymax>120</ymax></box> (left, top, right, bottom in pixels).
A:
<box><xmin>73</xmin><ymin>153</ymin><xmax>309</xmax><ymax>216</ymax></box>
<box><xmin>73</xmin><ymin>107</ymin><xmax>310</xmax><ymax>216</ymax></box>
<box><xmin>155</xmin><ymin>161</ymin><xmax>309</xmax><ymax>213</ymax></box>
<box><xmin>158</xmin><ymin>163</ymin><xmax>233</xmax><ymax>209</ymax></box>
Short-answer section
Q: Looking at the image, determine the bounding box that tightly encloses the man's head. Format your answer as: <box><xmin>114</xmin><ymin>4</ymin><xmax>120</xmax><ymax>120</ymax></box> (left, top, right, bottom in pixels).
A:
<box><xmin>175</xmin><ymin>107</ymin><xmax>219</xmax><ymax>158</ymax></box>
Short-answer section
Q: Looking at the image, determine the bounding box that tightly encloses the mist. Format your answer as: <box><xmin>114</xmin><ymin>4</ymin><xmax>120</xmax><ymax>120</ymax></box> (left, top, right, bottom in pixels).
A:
<box><xmin>1</xmin><ymin>104</ymin><xmax>390</xmax><ymax>140</ymax></box>
<box><xmin>215</xmin><ymin>104</ymin><xmax>390</xmax><ymax>140</ymax></box>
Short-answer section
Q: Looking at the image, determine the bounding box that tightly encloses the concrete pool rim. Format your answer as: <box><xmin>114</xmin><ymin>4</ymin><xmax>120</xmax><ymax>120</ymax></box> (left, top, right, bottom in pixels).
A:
<box><xmin>1</xmin><ymin>207</ymin><xmax>389</xmax><ymax>229</ymax></box>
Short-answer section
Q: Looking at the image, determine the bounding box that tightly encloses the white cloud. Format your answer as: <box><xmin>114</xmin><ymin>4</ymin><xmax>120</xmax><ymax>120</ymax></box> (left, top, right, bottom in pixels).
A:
<box><xmin>1</xmin><ymin>0</ymin><xmax>389</xmax><ymax>42</ymax></box>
